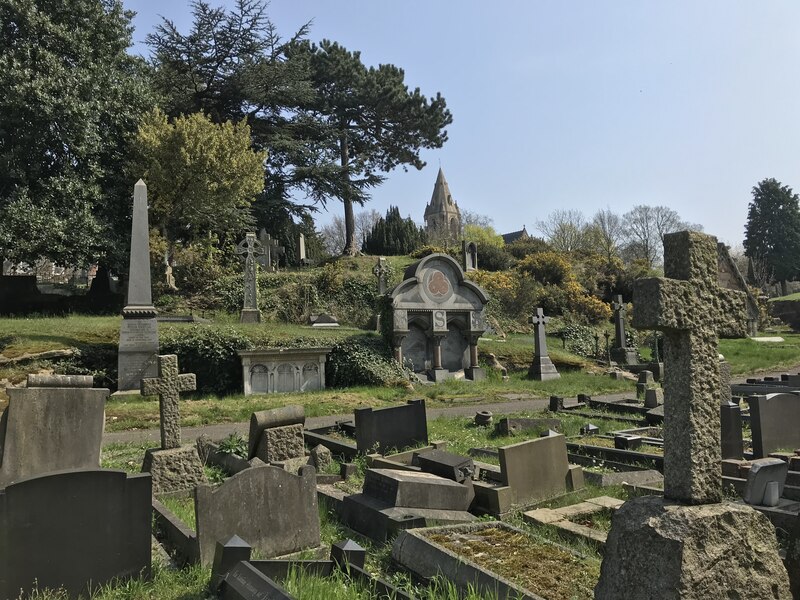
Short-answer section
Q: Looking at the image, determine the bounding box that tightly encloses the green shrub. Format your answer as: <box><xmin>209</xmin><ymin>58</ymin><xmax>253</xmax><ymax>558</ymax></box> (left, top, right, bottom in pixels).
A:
<box><xmin>52</xmin><ymin>343</ymin><xmax>117</xmax><ymax>389</ymax></box>
<box><xmin>160</xmin><ymin>326</ymin><xmax>255</xmax><ymax>394</ymax></box>
<box><xmin>558</xmin><ymin>323</ymin><xmax>599</xmax><ymax>358</ymax></box>
<box><xmin>517</xmin><ymin>252</ymin><xmax>572</xmax><ymax>286</ymax></box>
<box><xmin>476</xmin><ymin>244</ymin><xmax>514</xmax><ymax>271</ymax></box>
<box><xmin>327</xmin><ymin>337</ymin><xmax>409</xmax><ymax>388</ymax></box>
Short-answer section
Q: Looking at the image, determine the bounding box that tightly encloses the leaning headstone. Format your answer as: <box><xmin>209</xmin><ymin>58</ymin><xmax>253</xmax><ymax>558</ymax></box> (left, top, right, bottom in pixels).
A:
<box><xmin>0</xmin><ymin>469</ymin><xmax>151</xmax><ymax>600</ymax></box>
<box><xmin>140</xmin><ymin>354</ymin><xmax>207</xmax><ymax>494</ymax></box>
<box><xmin>0</xmin><ymin>374</ymin><xmax>106</xmax><ymax>488</ymax></box>
<box><xmin>247</xmin><ymin>405</ymin><xmax>306</xmax><ymax>460</ymax></box>
<box><xmin>236</xmin><ymin>232</ymin><xmax>265</xmax><ymax>323</ymax></box>
<box><xmin>747</xmin><ymin>392</ymin><xmax>800</xmax><ymax>458</ymax></box>
<box><xmin>743</xmin><ymin>457</ymin><xmax>788</xmax><ymax>506</ymax></box>
<box><xmin>195</xmin><ymin>464</ymin><xmax>320</xmax><ymax>566</ymax></box>
<box><xmin>117</xmin><ymin>179</ymin><xmax>159</xmax><ymax>392</ymax></box>
<box><xmin>595</xmin><ymin>231</ymin><xmax>790</xmax><ymax>599</ymax></box>
<box><xmin>527</xmin><ymin>307</ymin><xmax>560</xmax><ymax>380</ymax></box>
<box><xmin>354</xmin><ymin>399</ymin><xmax>428</xmax><ymax>453</ymax></box>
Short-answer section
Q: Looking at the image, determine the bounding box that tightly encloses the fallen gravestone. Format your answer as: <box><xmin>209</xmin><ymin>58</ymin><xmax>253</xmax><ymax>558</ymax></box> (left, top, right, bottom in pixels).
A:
<box><xmin>595</xmin><ymin>231</ymin><xmax>790</xmax><ymax>599</ymax></box>
<box><xmin>0</xmin><ymin>374</ymin><xmax>106</xmax><ymax>488</ymax></box>
<box><xmin>141</xmin><ymin>354</ymin><xmax>207</xmax><ymax>494</ymax></box>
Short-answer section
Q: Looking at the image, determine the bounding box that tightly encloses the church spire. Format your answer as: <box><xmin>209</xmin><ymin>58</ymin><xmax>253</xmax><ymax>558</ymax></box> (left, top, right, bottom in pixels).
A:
<box><xmin>424</xmin><ymin>167</ymin><xmax>461</xmax><ymax>239</ymax></box>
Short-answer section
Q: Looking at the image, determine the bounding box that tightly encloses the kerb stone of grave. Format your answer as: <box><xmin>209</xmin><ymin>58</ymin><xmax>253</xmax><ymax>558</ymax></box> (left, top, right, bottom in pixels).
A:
<box><xmin>527</xmin><ymin>307</ymin><xmax>560</xmax><ymax>380</ymax></box>
<box><xmin>195</xmin><ymin>464</ymin><xmax>320</xmax><ymax>566</ymax></box>
<box><xmin>0</xmin><ymin>374</ymin><xmax>107</xmax><ymax>488</ymax></box>
<box><xmin>140</xmin><ymin>354</ymin><xmax>207</xmax><ymax>494</ymax></box>
<box><xmin>595</xmin><ymin>231</ymin><xmax>790</xmax><ymax>599</ymax></box>
<box><xmin>747</xmin><ymin>392</ymin><xmax>800</xmax><ymax>458</ymax></box>
<box><xmin>0</xmin><ymin>469</ymin><xmax>151</xmax><ymax>600</ymax></box>
<box><xmin>118</xmin><ymin>179</ymin><xmax>159</xmax><ymax>392</ymax></box>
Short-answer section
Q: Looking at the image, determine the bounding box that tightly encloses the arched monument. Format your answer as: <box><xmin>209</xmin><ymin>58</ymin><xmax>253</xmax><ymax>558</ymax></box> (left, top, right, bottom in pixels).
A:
<box><xmin>389</xmin><ymin>253</ymin><xmax>488</xmax><ymax>382</ymax></box>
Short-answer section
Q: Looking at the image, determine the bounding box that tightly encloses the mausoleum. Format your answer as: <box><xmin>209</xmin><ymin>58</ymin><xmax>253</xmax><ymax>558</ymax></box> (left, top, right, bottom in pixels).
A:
<box><xmin>388</xmin><ymin>253</ymin><xmax>489</xmax><ymax>381</ymax></box>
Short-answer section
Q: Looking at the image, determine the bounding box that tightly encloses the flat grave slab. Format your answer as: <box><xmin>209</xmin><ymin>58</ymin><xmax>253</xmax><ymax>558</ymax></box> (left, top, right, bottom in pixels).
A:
<box><xmin>523</xmin><ymin>495</ymin><xmax>625</xmax><ymax>547</ymax></box>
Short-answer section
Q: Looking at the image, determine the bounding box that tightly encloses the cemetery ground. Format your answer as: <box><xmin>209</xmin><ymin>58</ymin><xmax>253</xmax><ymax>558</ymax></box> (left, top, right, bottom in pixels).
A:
<box><xmin>5</xmin><ymin>312</ymin><xmax>800</xmax><ymax>599</ymax></box>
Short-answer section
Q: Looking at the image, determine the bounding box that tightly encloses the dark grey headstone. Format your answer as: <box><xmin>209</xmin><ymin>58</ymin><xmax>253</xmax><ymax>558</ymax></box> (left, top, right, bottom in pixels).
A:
<box><xmin>720</xmin><ymin>401</ymin><xmax>743</xmax><ymax>460</ymax></box>
<box><xmin>362</xmin><ymin>468</ymin><xmax>472</xmax><ymax>511</ymax></box>
<box><xmin>744</xmin><ymin>458</ymin><xmax>788</xmax><ymax>506</ymax></box>
<box><xmin>0</xmin><ymin>469</ymin><xmax>151</xmax><ymax>600</ymax></box>
<box><xmin>355</xmin><ymin>400</ymin><xmax>428</xmax><ymax>453</ymax></box>
<box><xmin>414</xmin><ymin>449</ymin><xmax>475</xmax><ymax>483</ymax></box>
<box><xmin>223</xmin><ymin>562</ymin><xmax>294</xmax><ymax>600</ymax></box>
<box><xmin>748</xmin><ymin>393</ymin><xmax>800</xmax><ymax>458</ymax></box>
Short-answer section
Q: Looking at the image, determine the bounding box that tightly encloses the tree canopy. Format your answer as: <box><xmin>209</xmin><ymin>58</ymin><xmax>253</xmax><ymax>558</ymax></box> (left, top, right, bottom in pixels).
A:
<box><xmin>290</xmin><ymin>40</ymin><xmax>452</xmax><ymax>255</ymax></box>
<box><xmin>362</xmin><ymin>206</ymin><xmax>426</xmax><ymax>256</ymax></box>
<box><xmin>0</xmin><ymin>0</ymin><xmax>154</xmax><ymax>266</ymax></box>
<box><xmin>743</xmin><ymin>178</ymin><xmax>800</xmax><ymax>284</ymax></box>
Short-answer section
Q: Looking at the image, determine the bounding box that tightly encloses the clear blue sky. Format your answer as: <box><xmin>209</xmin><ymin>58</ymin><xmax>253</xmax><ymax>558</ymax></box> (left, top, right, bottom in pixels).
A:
<box><xmin>125</xmin><ymin>1</ymin><xmax>800</xmax><ymax>248</ymax></box>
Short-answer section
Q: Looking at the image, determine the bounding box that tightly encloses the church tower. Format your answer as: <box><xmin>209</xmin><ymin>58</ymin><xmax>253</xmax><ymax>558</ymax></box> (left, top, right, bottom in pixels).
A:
<box><xmin>424</xmin><ymin>167</ymin><xmax>461</xmax><ymax>240</ymax></box>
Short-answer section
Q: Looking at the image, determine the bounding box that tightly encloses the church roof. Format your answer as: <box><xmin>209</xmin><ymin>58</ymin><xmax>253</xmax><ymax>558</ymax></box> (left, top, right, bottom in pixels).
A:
<box><xmin>424</xmin><ymin>168</ymin><xmax>460</xmax><ymax>219</ymax></box>
<box><xmin>501</xmin><ymin>226</ymin><xmax>529</xmax><ymax>245</ymax></box>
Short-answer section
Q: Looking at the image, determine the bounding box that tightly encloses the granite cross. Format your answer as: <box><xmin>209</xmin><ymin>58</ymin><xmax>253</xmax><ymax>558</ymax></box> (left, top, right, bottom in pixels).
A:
<box><xmin>611</xmin><ymin>294</ymin><xmax>626</xmax><ymax>349</ymax></box>
<box><xmin>633</xmin><ymin>231</ymin><xmax>746</xmax><ymax>504</ymax></box>
<box><xmin>530</xmin><ymin>308</ymin><xmax>551</xmax><ymax>358</ymax></box>
<box><xmin>372</xmin><ymin>257</ymin><xmax>389</xmax><ymax>295</ymax></box>
<box><xmin>236</xmin><ymin>232</ymin><xmax>265</xmax><ymax>311</ymax></box>
<box><xmin>141</xmin><ymin>354</ymin><xmax>196</xmax><ymax>449</ymax></box>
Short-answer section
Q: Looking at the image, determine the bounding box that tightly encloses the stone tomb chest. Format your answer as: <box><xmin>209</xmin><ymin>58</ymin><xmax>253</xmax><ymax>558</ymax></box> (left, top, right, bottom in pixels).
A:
<box><xmin>238</xmin><ymin>348</ymin><xmax>332</xmax><ymax>395</ymax></box>
<box><xmin>390</xmin><ymin>254</ymin><xmax>489</xmax><ymax>381</ymax></box>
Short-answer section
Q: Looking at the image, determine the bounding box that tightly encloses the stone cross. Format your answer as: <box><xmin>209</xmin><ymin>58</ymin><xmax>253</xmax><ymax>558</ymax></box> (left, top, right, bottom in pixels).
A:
<box><xmin>633</xmin><ymin>231</ymin><xmax>746</xmax><ymax>504</ymax></box>
<box><xmin>373</xmin><ymin>257</ymin><xmax>389</xmax><ymax>295</ymax></box>
<box><xmin>528</xmin><ymin>307</ymin><xmax>560</xmax><ymax>380</ymax></box>
<box><xmin>611</xmin><ymin>294</ymin><xmax>626</xmax><ymax>349</ymax></box>
<box><xmin>236</xmin><ymin>232</ymin><xmax>265</xmax><ymax>311</ymax></box>
<box><xmin>257</xmin><ymin>229</ymin><xmax>272</xmax><ymax>269</ymax></box>
<box><xmin>141</xmin><ymin>354</ymin><xmax>196</xmax><ymax>450</ymax></box>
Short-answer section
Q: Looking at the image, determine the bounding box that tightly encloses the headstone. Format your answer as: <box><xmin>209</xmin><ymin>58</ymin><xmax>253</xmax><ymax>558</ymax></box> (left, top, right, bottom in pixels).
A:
<box><xmin>236</xmin><ymin>232</ymin><xmax>265</xmax><ymax>323</ymax></box>
<box><xmin>0</xmin><ymin>375</ymin><xmax>106</xmax><ymax>488</ymax></box>
<box><xmin>140</xmin><ymin>354</ymin><xmax>206</xmax><ymax>494</ymax></box>
<box><xmin>610</xmin><ymin>294</ymin><xmax>638</xmax><ymax>365</ymax></box>
<box><xmin>495</xmin><ymin>417</ymin><xmax>561</xmax><ymax>436</ymax></box>
<box><xmin>595</xmin><ymin>231</ymin><xmax>790</xmax><ymax>599</ymax></box>
<box><xmin>743</xmin><ymin>458</ymin><xmax>788</xmax><ymax>506</ymax></box>
<box><xmin>527</xmin><ymin>307</ymin><xmax>560</xmax><ymax>380</ymax></box>
<box><xmin>117</xmin><ymin>179</ymin><xmax>159</xmax><ymax>392</ymax></box>
<box><xmin>720</xmin><ymin>400</ymin><xmax>743</xmax><ymax>460</ymax></box>
<box><xmin>296</xmin><ymin>233</ymin><xmax>306</xmax><ymax>265</ymax></box>
<box><xmin>248</xmin><ymin>405</ymin><xmax>305</xmax><ymax>459</ymax></box>
<box><xmin>373</xmin><ymin>257</ymin><xmax>389</xmax><ymax>296</ymax></box>
<box><xmin>354</xmin><ymin>399</ymin><xmax>428</xmax><ymax>453</ymax></box>
<box><xmin>195</xmin><ymin>464</ymin><xmax>320</xmax><ymax>566</ymax></box>
<box><xmin>747</xmin><ymin>393</ymin><xmax>800</xmax><ymax>458</ymax></box>
<box><xmin>549</xmin><ymin>395</ymin><xmax>564</xmax><ymax>411</ymax></box>
<box><xmin>0</xmin><ymin>469</ymin><xmax>151</xmax><ymax>600</ymax></box>
<box><xmin>310</xmin><ymin>444</ymin><xmax>332</xmax><ymax>471</ymax></box>
<box><xmin>644</xmin><ymin>387</ymin><xmax>664</xmax><ymax>408</ymax></box>
<box><xmin>581</xmin><ymin>423</ymin><xmax>599</xmax><ymax>435</ymax></box>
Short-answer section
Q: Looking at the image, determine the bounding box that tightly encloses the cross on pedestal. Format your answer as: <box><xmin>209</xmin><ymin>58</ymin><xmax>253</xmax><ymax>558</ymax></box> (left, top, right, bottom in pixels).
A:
<box><xmin>611</xmin><ymin>294</ymin><xmax>626</xmax><ymax>349</ymax></box>
<box><xmin>237</xmin><ymin>233</ymin><xmax>265</xmax><ymax>313</ymax></box>
<box><xmin>633</xmin><ymin>231</ymin><xmax>746</xmax><ymax>504</ymax></box>
<box><xmin>528</xmin><ymin>307</ymin><xmax>560</xmax><ymax>380</ymax></box>
<box><xmin>372</xmin><ymin>257</ymin><xmax>389</xmax><ymax>295</ymax></box>
<box><xmin>141</xmin><ymin>354</ymin><xmax>196</xmax><ymax>449</ymax></box>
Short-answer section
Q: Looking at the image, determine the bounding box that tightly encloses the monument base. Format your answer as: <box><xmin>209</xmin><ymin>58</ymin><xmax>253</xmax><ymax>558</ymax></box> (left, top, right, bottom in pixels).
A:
<box><xmin>610</xmin><ymin>347</ymin><xmax>639</xmax><ymax>366</ymax></box>
<box><xmin>118</xmin><ymin>315</ymin><xmax>158</xmax><ymax>392</ymax></box>
<box><xmin>142</xmin><ymin>446</ymin><xmax>207</xmax><ymax>495</ymax></box>
<box><xmin>595</xmin><ymin>495</ymin><xmax>790</xmax><ymax>599</ymax></box>
<box><xmin>464</xmin><ymin>367</ymin><xmax>485</xmax><ymax>381</ymax></box>
<box><xmin>239</xmin><ymin>309</ymin><xmax>262</xmax><ymax>324</ymax></box>
<box><xmin>429</xmin><ymin>369</ymin><xmax>450</xmax><ymax>383</ymax></box>
<box><xmin>527</xmin><ymin>357</ymin><xmax>560</xmax><ymax>381</ymax></box>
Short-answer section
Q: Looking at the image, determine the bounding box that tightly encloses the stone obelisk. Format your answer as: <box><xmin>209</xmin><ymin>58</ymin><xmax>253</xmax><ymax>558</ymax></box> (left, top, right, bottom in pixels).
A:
<box><xmin>117</xmin><ymin>179</ymin><xmax>159</xmax><ymax>392</ymax></box>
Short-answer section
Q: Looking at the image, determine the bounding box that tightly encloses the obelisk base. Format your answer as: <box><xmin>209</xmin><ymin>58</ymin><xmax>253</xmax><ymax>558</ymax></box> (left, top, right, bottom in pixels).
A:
<box><xmin>142</xmin><ymin>446</ymin><xmax>207</xmax><ymax>495</ymax></box>
<box><xmin>240</xmin><ymin>309</ymin><xmax>262</xmax><ymax>324</ymax></box>
<box><xmin>595</xmin><ymin>496</ymin><xmax>790</xmax><ymax>599</ymax></box>
<box><xmin>610</xmin><ymin>346</ymin><xmax>639</xmax><ymax>365</ymax></box>
<box><xmin>118</xmin><ymin>309</ymin><xmax>158</xmax><ymax>392</ymax></box>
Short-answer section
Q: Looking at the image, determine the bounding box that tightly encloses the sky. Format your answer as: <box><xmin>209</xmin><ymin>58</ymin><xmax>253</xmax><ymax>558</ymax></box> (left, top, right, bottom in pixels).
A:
<box><xmin>124</xmin><ymin>1</ymin><xmax>800</xmax><ymax>248</ymax></box>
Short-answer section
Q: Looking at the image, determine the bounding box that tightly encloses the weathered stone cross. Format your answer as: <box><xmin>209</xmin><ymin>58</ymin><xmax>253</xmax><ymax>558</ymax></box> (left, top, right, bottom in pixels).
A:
<box><xmin>141</xmin><ymin>354</ymin><xmax>196</xmax><ymax>450</ymax></box>
<box><xmin>633</xmin><ymin>231</ymin><xmax>746</xmax><ymax>504</ymax></box>
<box><xmin>611</xmin><ymin>294</ymin><xmax>626</xmax><ymax>349</ymax></box>
<box><xmin>530</xmin><ymin>308</ymin><xmax>551</xmax><ymax>358</ymax></box>
<box><xmin>236</xmin><ymin>232</ymin><xmax>265</xmax><ymax>311</ymax></box>
<box><xmin>373</xmin><ymin>257</ymin><xmax>389</xmax><ymax>295</ymax></box>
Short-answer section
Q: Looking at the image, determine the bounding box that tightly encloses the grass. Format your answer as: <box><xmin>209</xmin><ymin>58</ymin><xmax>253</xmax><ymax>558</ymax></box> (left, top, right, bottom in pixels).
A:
<box><xmin>159</xmin><ymin>496</ymin><xmax>196</xmax><ymax>530</ymax></box>
<box><xmin>719</xmin><ymin>330</ymin><xmax>800</xmax><ymax>375</ymax></box>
